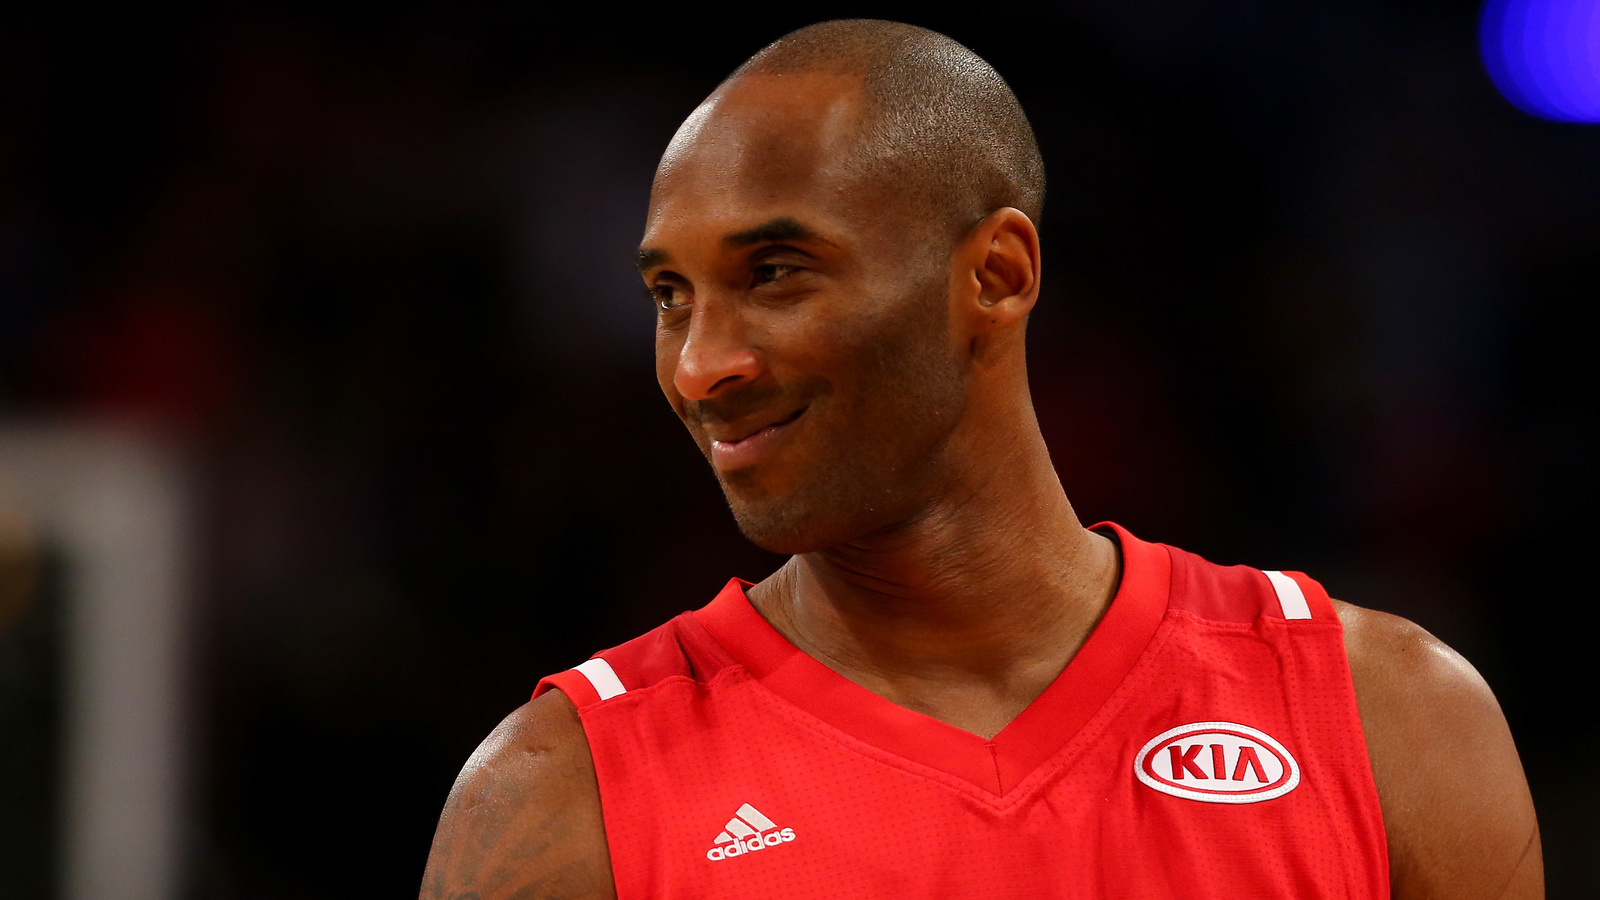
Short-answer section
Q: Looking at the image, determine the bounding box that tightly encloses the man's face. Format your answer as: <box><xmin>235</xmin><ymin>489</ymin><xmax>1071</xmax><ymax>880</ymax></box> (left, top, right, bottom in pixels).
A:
<box><xmin>640</xmin><ymin>73</ymin><xmax>970</xmax><ymax>554</ymax></box>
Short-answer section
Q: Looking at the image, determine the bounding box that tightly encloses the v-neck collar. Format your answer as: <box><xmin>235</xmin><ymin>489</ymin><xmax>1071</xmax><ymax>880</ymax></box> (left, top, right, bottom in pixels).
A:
<box><xmin>692</xmin><ymin>522</ymin><xmax>1172</xmax><ymax>797</ymax></box>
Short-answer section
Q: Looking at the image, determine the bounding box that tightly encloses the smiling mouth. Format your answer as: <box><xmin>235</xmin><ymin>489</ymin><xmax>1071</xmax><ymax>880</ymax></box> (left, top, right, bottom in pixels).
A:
<box><xmin>716</xmin><ymin>406</ymin><xmax>807</xmax><ymax>445</ymax></box>
<box><xmin>708</xmin><ymin>406</ymin><xmax>808</xmax><ymax>469</ymax></box>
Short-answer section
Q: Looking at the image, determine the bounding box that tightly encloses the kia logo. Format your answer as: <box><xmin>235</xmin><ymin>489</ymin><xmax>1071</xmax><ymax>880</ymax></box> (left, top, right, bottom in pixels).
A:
<box><xmin>1134</xmin><ymin>721</ymin><xmax>1300</xmax><ymax>804</ymax></box>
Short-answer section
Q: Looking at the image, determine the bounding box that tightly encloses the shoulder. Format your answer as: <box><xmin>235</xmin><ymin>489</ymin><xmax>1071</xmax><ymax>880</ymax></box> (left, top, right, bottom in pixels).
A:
<box><xmin>420</xmin><ymin>690</ymin><xmax>615</xmax><ymax>900</ymax></box>
<box><xmin>1333</xmin><ymin>600</ymin><xmax>1543</xmax><ymax>900</ymax></box>
<box><xmin>539</xmin><ymin>601</ymin><xmax>740</xmax><ymax>710</ymax></box>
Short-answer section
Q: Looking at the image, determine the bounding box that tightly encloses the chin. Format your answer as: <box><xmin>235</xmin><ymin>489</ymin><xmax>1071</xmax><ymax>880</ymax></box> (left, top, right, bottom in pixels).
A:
<box><xmin>722</xmin><ymin>492</ymin><xmax>823</xmax><ymax>554</ymax></box>
<box><xmin>731</xmin><ymin>512</ymin><xmax>843</xmax><ymax>556</ymax></box>
<box><xmin>721</xmin><ymin>476</ymin><xmax>890</xmax><ymax>555</ymax></box>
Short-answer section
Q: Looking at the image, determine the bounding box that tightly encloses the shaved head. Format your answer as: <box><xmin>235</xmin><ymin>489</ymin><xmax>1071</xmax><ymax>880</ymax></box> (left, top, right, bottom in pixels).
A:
<box><xmin>726</xmin><ymin>20</ymin><xmax>1045</xmax><ymax>240</ymax></box>
<box><xmin>642</xmin><ymin>21</ymin><xmax>1049</xmax><ymax>552</ymax></box>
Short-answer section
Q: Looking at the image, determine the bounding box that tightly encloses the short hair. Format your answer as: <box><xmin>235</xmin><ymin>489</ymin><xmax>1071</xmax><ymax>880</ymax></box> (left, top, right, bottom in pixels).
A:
<box><xmin>726</xmin><ymin>19</ymin><xmax>1045</xmax><ymax>240</ymax></box>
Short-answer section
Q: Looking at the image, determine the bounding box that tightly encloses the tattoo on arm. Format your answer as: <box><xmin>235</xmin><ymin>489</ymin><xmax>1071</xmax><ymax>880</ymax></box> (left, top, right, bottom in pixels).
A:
<box><xmin>421</xmin><ymin>703</ymin><xmax>613</xmax><ymax>900</ymax></box>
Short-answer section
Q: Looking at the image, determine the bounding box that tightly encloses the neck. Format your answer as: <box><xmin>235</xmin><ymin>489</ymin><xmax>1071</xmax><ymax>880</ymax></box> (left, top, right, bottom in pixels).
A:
<box><xmin>747</xmin><ymin>407</ymin><xmax>1121</xmax><ymax>739</ymax></box>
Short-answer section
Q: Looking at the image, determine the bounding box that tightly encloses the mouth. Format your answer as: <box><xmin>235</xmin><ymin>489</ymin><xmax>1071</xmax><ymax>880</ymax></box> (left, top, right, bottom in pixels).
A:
<box><xmin>709</xmin><ymin>406</ymin><xmax>807</xmax><ymax>470</ymax></box>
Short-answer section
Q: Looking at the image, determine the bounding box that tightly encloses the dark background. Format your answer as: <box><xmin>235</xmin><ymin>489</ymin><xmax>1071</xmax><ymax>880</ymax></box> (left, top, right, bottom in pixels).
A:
<box><xmin>1</xmin><ymin>0</ymin><xmax>1595</xmax><ymax>895</ymax></box>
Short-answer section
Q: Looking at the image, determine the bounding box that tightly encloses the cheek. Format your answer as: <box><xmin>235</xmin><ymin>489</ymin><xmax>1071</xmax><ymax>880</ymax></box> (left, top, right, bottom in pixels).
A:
<box><xmin>655</xmin><ymin>329</ymin><xmax>687</xmax><ymax>415</ymax></box>
<box><xmin>847</xmin><ymin>289</ymin><xmax>964</xmax><ymax>431</ymax></box>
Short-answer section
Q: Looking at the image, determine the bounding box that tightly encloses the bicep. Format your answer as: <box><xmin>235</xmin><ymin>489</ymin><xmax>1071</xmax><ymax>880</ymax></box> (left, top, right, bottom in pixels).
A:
<box><xmin>420</xmin><ymin>691</ymin><xmax>615</xmax><ymax>900</ymax></box>
<box><xmin>1340</xmin><ymin>603</ymin><xmax>1543</xmax><ymax>900</ymax></box>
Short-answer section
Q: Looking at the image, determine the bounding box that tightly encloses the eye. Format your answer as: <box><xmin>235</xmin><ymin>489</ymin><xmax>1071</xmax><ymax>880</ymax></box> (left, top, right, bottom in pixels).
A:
<box><xmin>752</xmin><ymin>263</ymin><xmax>798</xmax><ymax>286</ymax></box>
<box><xmin>649</xmin><ymin>281</ymin><xmax>690</xmax><ymax>312</ymax></box>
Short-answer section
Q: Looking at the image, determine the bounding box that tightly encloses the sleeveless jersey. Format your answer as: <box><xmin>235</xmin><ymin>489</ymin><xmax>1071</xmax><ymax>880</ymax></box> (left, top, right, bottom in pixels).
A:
<box><xmin>534</xmin><ymin>524</ymin><xmax>1389</xmax><ymax>898</ymax></box>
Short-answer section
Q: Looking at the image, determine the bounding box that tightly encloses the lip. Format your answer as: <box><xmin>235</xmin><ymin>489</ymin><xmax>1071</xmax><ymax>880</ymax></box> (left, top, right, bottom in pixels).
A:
<box><xmin>709</xmin><ymin>406</ymin><xmax>807</xmax><ymax>471</ymax></box>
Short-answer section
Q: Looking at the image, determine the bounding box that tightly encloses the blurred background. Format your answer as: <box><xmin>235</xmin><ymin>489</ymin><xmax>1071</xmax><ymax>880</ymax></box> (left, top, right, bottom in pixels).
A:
<box><xmin>1</xmin><ymin>0</ymin><xmax>1595</xmax><ymax>896</ymax></box>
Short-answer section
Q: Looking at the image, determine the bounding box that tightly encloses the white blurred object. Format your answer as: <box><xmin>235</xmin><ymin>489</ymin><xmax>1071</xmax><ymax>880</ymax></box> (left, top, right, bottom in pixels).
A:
<box><xmin>0</xmin><ymin>423</ymin><xmax>192</xmax><ymax>900</ymax></box>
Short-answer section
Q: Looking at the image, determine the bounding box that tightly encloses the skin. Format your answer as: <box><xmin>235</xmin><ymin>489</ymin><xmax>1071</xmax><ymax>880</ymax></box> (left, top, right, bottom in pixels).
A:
<box><xmin>422</xmin><ymin>71</ymin><xmax>1542</xmax><ymax>900</ymax></box>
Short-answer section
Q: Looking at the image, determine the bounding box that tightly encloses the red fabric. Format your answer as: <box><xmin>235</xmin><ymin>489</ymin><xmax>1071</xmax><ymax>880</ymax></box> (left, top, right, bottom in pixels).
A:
<box><xmin>534</xmin><ymin>524</ymin><xmax>1388</xmax><ymax>899</ymax></box>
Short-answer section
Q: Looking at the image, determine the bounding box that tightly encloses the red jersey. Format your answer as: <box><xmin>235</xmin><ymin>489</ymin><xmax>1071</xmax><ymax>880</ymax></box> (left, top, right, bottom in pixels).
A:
<box><xmin>535</xmin><ymin>524</ymin><xmax>1389</xmax><ymax>898</ymax></box>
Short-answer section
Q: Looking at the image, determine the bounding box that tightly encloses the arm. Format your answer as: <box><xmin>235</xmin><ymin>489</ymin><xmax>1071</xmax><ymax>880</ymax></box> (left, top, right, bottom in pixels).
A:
<box><xmin>1337</xmin><ymin>601</ymin><xmax>1542</xmax><ymax>900</ymax></box>
<box><xmin>420</xmin><ymin>690</ymin><xmax>616</xmax><ymax>900</ymax></box>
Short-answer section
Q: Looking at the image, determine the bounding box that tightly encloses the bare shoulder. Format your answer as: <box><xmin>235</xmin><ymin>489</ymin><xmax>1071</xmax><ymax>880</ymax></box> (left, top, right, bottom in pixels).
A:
<box><xmin>420</xmin><ymin>690</ymin><xmax>615</xmax><ymax>900</ymax></box>
<box><xmin>1333</xmin><ymin>599</ymin><xmax>1542</xmax><ymax>900</ymax></box>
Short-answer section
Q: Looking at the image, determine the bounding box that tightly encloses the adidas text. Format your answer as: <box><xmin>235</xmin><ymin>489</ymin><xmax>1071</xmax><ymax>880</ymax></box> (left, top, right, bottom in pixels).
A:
<box><xmin>705</xmin><ymin>804</ymin><xmax>796</xmax><ymax>861</ymax></box>
<box><xmin>705</xmin><ymin>827</ymin><xmax>796</xmax><ymax>860</ymax></box>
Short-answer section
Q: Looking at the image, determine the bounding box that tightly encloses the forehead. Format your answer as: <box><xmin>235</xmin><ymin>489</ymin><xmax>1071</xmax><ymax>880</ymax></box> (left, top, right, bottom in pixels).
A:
<box><xmin>644</xmin><ymin>73</ymin><xmax>873</xmax><ymax>245</ymax></box>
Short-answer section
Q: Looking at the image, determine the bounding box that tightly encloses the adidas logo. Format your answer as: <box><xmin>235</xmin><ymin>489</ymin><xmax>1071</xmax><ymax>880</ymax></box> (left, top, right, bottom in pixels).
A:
<box><xmin>704</xmin><ymin>803</ymin><xmax>796</xmax><ymax>861</ymax></box>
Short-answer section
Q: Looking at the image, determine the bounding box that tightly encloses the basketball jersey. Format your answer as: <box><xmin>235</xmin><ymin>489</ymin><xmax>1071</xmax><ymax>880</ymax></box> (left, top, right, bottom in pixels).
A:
<box><xmin>534</xmin><ymin>524</ymin><xmax>1389</xmax><ymax>898</ymax></box>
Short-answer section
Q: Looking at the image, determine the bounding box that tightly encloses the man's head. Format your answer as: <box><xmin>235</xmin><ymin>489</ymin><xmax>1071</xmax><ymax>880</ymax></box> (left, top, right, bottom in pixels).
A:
<box><xmin>640</xmin><ymin>20</ymin><xmax>1047</xmax><ymax>554</ymax></box>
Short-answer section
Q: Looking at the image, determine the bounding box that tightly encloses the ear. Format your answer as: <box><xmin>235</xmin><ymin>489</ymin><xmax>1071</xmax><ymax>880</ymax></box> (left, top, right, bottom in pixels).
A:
<box><xmin>952</xmin><ymin>207</ymin><xmax>1041</xmax><ymax>337</ymax></box>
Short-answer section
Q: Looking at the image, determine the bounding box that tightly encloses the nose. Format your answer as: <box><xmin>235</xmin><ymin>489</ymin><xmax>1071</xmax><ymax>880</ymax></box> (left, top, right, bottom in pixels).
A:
<box><xmin>673</xmin><ymin>296</ymin><xmax>762</xmax><ymax>401</ymax></box>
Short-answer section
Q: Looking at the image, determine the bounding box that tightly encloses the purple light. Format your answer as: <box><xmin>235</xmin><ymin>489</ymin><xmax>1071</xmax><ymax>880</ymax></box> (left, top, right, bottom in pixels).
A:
<box><xmin>1481</xmin><ymin>0</ymin><xmax>1600</xmax><ymax>122</ymax></box>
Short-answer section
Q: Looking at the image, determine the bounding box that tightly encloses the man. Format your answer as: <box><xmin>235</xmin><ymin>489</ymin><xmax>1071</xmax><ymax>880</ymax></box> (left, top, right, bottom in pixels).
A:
<box><xmin>422</xmin><ymin>20</ymin><xmax>1541</xmax><ymax>899</ymax></box>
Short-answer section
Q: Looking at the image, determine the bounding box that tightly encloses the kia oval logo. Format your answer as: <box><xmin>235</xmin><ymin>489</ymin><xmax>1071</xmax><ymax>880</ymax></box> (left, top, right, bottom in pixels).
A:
<box><xmin>1134</xmin><ymin>721</ymin><xmax>1300</xmax><ymax>804</ymax></box>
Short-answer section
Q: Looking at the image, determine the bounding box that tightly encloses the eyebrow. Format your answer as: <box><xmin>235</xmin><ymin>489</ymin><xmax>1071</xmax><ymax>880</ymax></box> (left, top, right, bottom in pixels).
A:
<box><xmin>722</xmin><ymin>217</ymin><xmax>826</xmax><ymax>250</ymax></box>
<box><xmin>636</xmin><ymin>217</ymin><xmax>830</xmax><ymax>273</ymax></box>
<box><xmin>637</xmin><ymin>247</ymin><xmax>671</xmax><ymax>272</ymax></box>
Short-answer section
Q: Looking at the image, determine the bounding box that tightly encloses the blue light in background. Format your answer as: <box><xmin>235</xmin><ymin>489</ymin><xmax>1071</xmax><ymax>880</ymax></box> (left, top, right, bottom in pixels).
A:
<box><xmin>1481</xmin><ymin>0</ymin><xmax>1600</xmax><ymax>122</ymax></box>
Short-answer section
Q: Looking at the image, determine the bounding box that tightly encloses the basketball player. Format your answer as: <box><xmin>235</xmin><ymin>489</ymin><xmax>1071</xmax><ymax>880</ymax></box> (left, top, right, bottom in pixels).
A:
<box><xmin>422</xmin><ymin>20</ymin><xmax>1541</xmax><ymax>899</ymax></box>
